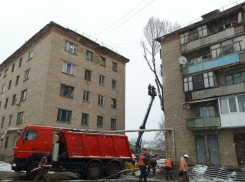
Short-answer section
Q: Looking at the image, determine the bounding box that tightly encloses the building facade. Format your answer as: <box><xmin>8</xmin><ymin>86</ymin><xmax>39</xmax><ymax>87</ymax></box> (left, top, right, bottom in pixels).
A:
<box><xmin>157</xmin><ymin>3</ymin><xmax>245</xmax><ymax>167</ymax></box>
<box><xmin>0</xmin><ymin>22</ymin><xmax>129</xmax><ymax>162</ymax></box>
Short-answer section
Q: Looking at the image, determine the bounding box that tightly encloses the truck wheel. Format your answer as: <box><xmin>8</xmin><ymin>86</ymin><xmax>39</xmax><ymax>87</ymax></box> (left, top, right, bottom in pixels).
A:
<box><xmin>106</xmin><ymin>162</ymin><xmax>122</xmax><ymax>179</ymax></box>
<box><xmin>26</xmin><ymin>162</ymin><xmax>40</xmax><ymax>180</ymax></box>
<box><xmin>87</xmin><ymin>163</ymin><xmax>102</xmax><ymax>179</ymax></box>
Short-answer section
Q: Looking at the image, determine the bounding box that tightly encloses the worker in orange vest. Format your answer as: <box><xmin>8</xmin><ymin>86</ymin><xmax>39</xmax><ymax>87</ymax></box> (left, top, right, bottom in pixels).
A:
<box><xmin>165</xmin><ymin>155</ymin><xmax>173</xmax><ymax>180</ymax></box>
<box><xmin>148</xmin><ymin>158</ymin><xmax>157</xmax><ymax>174</ymax></box>
<box><xmin>33</xmin><ymin>152</ymin><xmax>50</xmax><ymax>182</ymax></box>
<box><xmin>138</xmin><ymin>151</ymin><xmax>149</xmax><ymax>182</ymax></box>
<box><xmin>179</xmin><ymin>154</ymin><xmax>189</xmax><ymax>182</ymax></box>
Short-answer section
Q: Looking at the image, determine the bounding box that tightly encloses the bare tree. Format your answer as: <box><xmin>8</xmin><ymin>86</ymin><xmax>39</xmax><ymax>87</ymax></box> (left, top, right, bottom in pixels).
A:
<box><xmin>154</xmin><ymin>115</ymin><xmax>165</xmax><ymax>146</ymax></box>
<box><xmin>142</xmin><ymin>17</ymin><xmax>180</xmax><ymax>111</ymax></box>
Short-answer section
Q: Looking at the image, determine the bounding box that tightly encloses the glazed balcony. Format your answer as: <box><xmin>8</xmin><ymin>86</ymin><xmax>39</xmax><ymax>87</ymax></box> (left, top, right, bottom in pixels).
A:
<box><xmin>182</xmin><ymin>53</ymin><xmax>240</xmax><ymax>76</ymax></box>
<box><xmin>187</xmin><ymin>116</ymin><xmax>221</xmax><ymax>130</ymax></box>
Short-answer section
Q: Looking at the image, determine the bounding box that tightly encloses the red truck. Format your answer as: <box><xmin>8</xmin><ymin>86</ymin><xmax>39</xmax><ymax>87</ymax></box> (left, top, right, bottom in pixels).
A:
<box><xmin>11</xmin><ymin>125</ymin><xmax>133</xmax><ymax>180</ymax></box>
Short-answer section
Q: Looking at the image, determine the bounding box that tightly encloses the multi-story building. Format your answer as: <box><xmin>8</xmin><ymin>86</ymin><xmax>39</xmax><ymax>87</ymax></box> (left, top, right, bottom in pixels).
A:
<box><xmin>157</xmin><ymin>3</ymin><xmax>245</xmax><ymax>167</ymax></box>
<box><xmin>0</xmin><ymin>21</ymin><xmax>129</xmax><ymax>162</ymax></box>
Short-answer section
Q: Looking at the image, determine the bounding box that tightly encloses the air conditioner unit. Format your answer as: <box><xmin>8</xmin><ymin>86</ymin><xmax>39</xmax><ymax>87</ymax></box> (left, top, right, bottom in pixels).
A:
<box><xmin>15</xmin><ymin>101</ymin><xmax>20</xmax><ymax>106</ymax></box>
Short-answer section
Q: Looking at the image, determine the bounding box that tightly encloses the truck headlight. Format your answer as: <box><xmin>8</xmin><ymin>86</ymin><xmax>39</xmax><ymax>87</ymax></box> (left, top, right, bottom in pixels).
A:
<box><xmin>12</xmin><ymin>163</ymin><xmax>16</xmax><ymax>167</ymax></box>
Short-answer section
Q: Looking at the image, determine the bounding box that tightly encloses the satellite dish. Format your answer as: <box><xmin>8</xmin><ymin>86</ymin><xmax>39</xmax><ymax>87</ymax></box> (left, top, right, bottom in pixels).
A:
<box><xmin>238</xmin><ymin>12</ymin><xmax>242</xmax><ymax>23</ymax></box>
<box><xmin>179</xmin><ymin>56</ymin><xmax>187</xmax><ymax>64</ymax></box>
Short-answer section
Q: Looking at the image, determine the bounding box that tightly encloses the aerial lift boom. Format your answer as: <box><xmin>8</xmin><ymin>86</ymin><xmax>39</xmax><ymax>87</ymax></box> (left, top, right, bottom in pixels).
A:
<box><xmin>135</xmin><ymin>84</ymin><xmax>157</xmax><ymax>154</ymax></box>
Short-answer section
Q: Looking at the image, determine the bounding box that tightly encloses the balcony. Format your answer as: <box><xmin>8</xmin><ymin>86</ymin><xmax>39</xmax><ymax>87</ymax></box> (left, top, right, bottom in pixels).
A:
<box><xmin>182</xmin><ymin>53</ymin><xmax>240</xmax><ymax>76</ymax></box>
<box><xmin>192</xmin><ymin>82</ymin><xmax>245</xmax><ymax>100</ymax></box>
<box><xmin>187</xmin><ymin>116</ymin><xmax>221</xmax><ymax>130</ymax></box>
<box><xmin>181</xmin><ymin>26</ymin><xmax>245</xmax><ymax>53</ymax></box>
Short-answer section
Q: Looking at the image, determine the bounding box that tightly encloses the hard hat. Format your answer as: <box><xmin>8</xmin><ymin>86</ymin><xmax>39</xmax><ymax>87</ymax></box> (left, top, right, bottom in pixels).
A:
<box><xmin>143</xmin><ymin>151</ymin><xmax>147</xmax><ymax>155</ymax></box>
<box><xmin>152</xmin><ymin>158</ymin><xmax>156</xmax><ymax>162</ymax></box>
<box><xmin>168</xmin><ymin>155</ymin><xmax>171</xmax><ymax>158</ymax></box>
<box><xmin>184</xmin><ymin>154</ymin><xmax>189</xmax><ymax>158</ymax></box>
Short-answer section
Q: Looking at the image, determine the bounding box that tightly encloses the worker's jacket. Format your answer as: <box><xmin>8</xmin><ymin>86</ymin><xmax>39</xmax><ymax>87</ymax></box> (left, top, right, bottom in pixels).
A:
<box><xmin>38</xmin><ymin>156</ymin><xmax>47</xmax><ymax>168</ymax></box>
<box><xmin>179</xmin><ymin>157</ymin><xmax>187</xmax><ymax>172</ymax></box>
<box><xmin>165</xmin><ymin>158</ymin><xmax>172</xmax><ymax>168</ymax></box>
<box><xmin>138</xmin><ymin>155</ymin><xmax>148</xmax><ymax>166</ymax></box>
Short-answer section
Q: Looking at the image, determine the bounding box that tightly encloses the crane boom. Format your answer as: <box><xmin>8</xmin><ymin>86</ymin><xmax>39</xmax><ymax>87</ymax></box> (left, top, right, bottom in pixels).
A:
<box><xmin>135</xmin><ymin>84</ymin><xmax>157</xmax><ymax>154</ymax></box>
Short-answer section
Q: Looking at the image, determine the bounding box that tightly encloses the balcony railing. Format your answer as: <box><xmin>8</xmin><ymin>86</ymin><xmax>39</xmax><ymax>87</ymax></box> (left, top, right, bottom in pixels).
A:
<box><xmin>187</xmin><ymin>116</ymin><xmax>221</xmax><ymax>130</ymax></box>
<box><xmin>182</xmin><ymin>53</ymin><xmax>240</xmax><ymax>76</ymax></box>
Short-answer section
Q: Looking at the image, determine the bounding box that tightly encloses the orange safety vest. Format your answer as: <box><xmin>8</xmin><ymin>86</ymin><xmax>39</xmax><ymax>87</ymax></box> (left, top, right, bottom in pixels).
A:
<box><xmin>138</xmin><ymin>155</ymin><xmax>146</xmax><ymax>166</ymax></box>
<box><xmin>179</xmin><ymin>159</ymin><xmax>187</xmax><ymax>171</ymax></box>
<box><xmin>38</xmin><ymin>156</ymin><xmax>47</xmax><ymax>167</ymax></box>
<box><xmin>165</xmin><ymin>158</ymin><xmax>172</xmax><ymax>168</ymax></box>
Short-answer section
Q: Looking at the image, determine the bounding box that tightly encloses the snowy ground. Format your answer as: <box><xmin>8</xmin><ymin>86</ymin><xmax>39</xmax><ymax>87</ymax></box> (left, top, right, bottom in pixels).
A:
<box><xmin>0</xmin><ymin>161</ymin><xmax>14</xmax><ymax>172</ymax></box>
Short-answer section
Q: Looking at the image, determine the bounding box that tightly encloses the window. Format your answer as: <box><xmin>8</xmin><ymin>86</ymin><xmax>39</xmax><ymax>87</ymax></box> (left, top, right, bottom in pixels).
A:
<box><xmin>112</xmin><ymin>62</ymin><xmax>117</xmax><ymax>72</ymax></box>
<box><xmin>19</xmin><ymin>58</ymin><xmax>22</xmax><ymax>67</ymax></box>
<box><xmin>1</xmin><ymin>84</ymin><xmax>5</xmax><ymax>93</ymax></box>
<box><xmin>85</xmin><ymin>69</ymin><xmax>91</xmax><ymax>81</ymax></box>
<box><xmin>21</xmin><ymin>89</ymin><xmax>27</xmax><ymax>101</ymax></box>
<box><xmin>17</xmin><ymin>112</ymin><xmax>24</xmax><ymax>124</ymax></box>
<box><xmin>180</xmin><ymin>32</ymin><xmax>189</xmax><ymax>44</ymax></box>
<box><xmin>195</xmin><ymin>107</ymin><xmax>215</xmax><ymax>118</ymax></box>
<box><xmin>111</xmin><ymin>119</ymin><xmax>116</xmax><ymax>130</ymax></box>
<box><xmin>0</xmin><ymin>101</ymin><xmax>2</xmax><ymax>109</ymax></box>
<box><xmin>189</xmin><ymin>29</ymin><xmax>198</xmax><ymax>42</ymax></box>
<box><xmin>60</xmin><ymin>84</ymin><xmax>74</xmax><ymax>99</ymax></box>
<box><xmin>23</xmin><ymin>130</ymin><xmax>37</xmax><ymax>141</ymax></box>
<box><xmin>204</xmin><ymin>72</ymin><xmax>214</xmax><ymax>88</ymax></box>
<box><xmin>222</xmin><ymin>40</ymin><xmax>234</xmax><ymax>56</ymax></box>
<box><xmin>8</xmin><ymin>80</ymin><xmax>12</xmax><ymax>90</ymax></box>
<box><xmin>4</xmin><ymin>98</ymin><xmax>8</xmax><ymax>109</ymax></box>
<box><xmin>24</xmin><ymin>69</ymin><xmax>30</xmax><ymax>80</ymax></box>
<box><xmin>4</xmin><ymin>68</ymin><xmax>8</xmax><ymax>77</ymax></box>
<box><xmin>12</xmin><ymin>94</ymin><xmax>16</xmax><ymax>105</ymax></box>
<box><xmin>65</xmin><ymin>40</ymin><xmax>77</xmax><ymax>55</ymax></box>
<box><xmin>1</xmin><ymin>117</ymin><xmax>5</xmax><ymax>128</ymax></box>
<box><xmin>211</xmin><ymin>43</ymin><xmax>222</xmax><ymax>58</ymax></box>
<box><xmin>62</xmin><ymin>62</ymin><xmax>76</xmax><ymax>76</ymax></box>
<box><xmin>8</xmin><ymin>115</ymin><xmax>12</xmax><ymax>126</ymax></box>
<box><xmin>100</xmin><ymin>57</ymin><xmax>106</xmax><ymax>67</ymax></box>
<box><xmin>184</xmin><ymin>77</ymin><xmax>193</xmax><ymax>92</ymax></box>
<box><xmin>86</xmin><ymin>50</ymin><xmax>93</xmax><ymax>61</ymax></box>
<box><xmin>12</xmin><ymin>63</ymin><xmax>15</xmax><ymax>73</ymax></box>
<box><xmin>229</xmin><ymin>97</ymin><xmax>237</xmax><ymax>112</ymax></box>
<box><xmin>219</xmin><ymin>98</ymin><xmax>229</xmax><ymax>114</ymax></box>
<box><xmin>28</xmin><ymin>50</ymin><xmax>33</xmax><ymax>60</ymax></box>
<box><xmin>13</xmin><ymin>136</ymin><xmax>18</xmax><ymax>148</ymax></box>
<box><xmin>57</xmin><ymin>109</ymin><xmax>72</xmax><ymax>123</ymax></box>
<box><xmin>225</xmin><ymin>71</ymin><xmax>245</xmax><ymax>84</ymax></box>
<box><xmin>97</xmin><ymin>116</ymin><xmax>103</xmax><ymax>127</ymax></box>
<box><xmin>193</xmin><ymin>74</ymin><xmax>204</xmax><ymax>90</ymax></box>
<box><xmin>4</xmin><ymin>136</ymin><xmax>9</xmax><ymax>149</ymax></box>
<box><xmin>83</xmin><ymin>90</ymin><xmax>90</xmax><ymax>102</ymax></box>
<box><xmin>112</xmin><ymin>79</ymin><xmax>117</xmax><ymax>90</ymax></box>
<box><xmin>15</xmin><ymin>75</ymin><xmax>19</xmax><ymax>85</ymax></box>
<box><xmin>99</xmin><ymin>75</ymin><xmax>105</xmax><ymax>85</ymax></box>
<box><xmin>111</xmin><ymin>98</ymin><xmax>117</xmax><ymax>109</ymax></box>
<box><xmin>238</xmin><ymin>95</ymin><xmax>245</xmax><ymax>112</ymax></box>
<box><xmin>198</xmin><ymin>25</ymin><xmax>207</xmax><ymax>38</ymax></box>
<box><xmin>98</xmin><ymin>95</ymin><xmax>104</xmax><ymax>106</ymax></box>
<box><xmin>81</xmin><ymin>113</ymin><xmax>89</xmax><ymax>125</ymax></box>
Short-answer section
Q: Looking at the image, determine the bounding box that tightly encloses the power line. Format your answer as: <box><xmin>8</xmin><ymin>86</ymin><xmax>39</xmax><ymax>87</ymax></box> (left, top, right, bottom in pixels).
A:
<box><xmin>96</xmin><ymin>0</ymin><xmax>155</xmax><ymax>37</ymax></box>
<box><xmin>93</xmin><ymin>0</ymin><xmax>145</xmax><ymax>36</ymax></box>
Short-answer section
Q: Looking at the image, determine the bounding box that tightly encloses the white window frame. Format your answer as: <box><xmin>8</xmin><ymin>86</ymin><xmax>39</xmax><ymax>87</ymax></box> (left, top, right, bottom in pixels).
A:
<box><xmin>99</xmin><ymin>75</ymin><xmax>105</xmax><ymax>85</ymax></box>
<box><xmin>21</xmin><ymin>89</ymin><xmax>27</xmax><ymax>101</ymax></box>
<box><xmin>85</xmin><ymin>69</ymin><xmax>91</xmax><ymax>81</ymax></box>
<box><xmin>4</xmin><ymin>69</ymin><xmax>8</xmax><ymax>77</ymax></box>
<box><xmin>112</xmin><ymin>62</ymin><xmax>117</xmax><ymax>72</ymax></box>
<box><xmin>2</xmin><ymin>84</ymin><xmax>5</xmax><ymax>93</ymax></box>
<box><xmin>86</xmin><ymin>50</ymin><xmax>93</xmax><ymax>61</ymax></box>
<box><xmin>111</xmin><ymin>98</ymin><xmax>117</xmax><ymax>109</ymax></box>
<box><xmin>24</xmin><ymin>69</ymin><xmax>30</xmax><ymax>80</ymax></box>
<box><xmin>100</xmin><ymin>57</ymin><xmax>106</xmax><ymax>67</ymax></box>
<box><xmin>65</xmin><ymin>40</ymin><xmax>78</xmax><ymax>55</ymax></box>
<box><xmin>28</xmin><ymin>50</ymin><xmax>33</xmax><ymax>60</ymax></box>
<box><xmin>98</xmin><ymin>95</ymin><xmax>104</xmax><ymax>106</ymax></box>
<box><xmin>111</xmin><ymin>119</ymin><xmax>116</xmax><ymax>130</ymax></box>
<box><xmin>83</xmin><ymin>90</ymin><xmax>89</xmax><ymax>102</ymax></box>
<box><xmin>81</xmin><ymin>113</ymin><xmax>89</xmax><ymax>125</ymax></box>
<box><xmin>112</xmin><ymin>79</ymin><xmax>117</xmax><ymax>90</ymax></box>
<box><xmin>17</xmin><ymin>112</ymin><xmax>24</xmax><ymax>124</ymax></box>
<box><xmin>62</xmin><ymin>62</ymin><xmax>76</xmax><ymax>76</ymax></box>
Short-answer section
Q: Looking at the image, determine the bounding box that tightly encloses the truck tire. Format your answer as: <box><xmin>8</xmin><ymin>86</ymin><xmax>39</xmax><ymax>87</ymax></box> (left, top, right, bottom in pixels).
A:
<box><xmin>26</xmin><ymin>162</ymin><xmax>40</xmax><ymax>180</ymax></box>
<box><xmin>106</xmin><ymin>161</ymin><xmax>122</xmax><ymax>179</ymax></box>
<box><xmin>87</xmin><ymin>163</ymin><xmax>102</xmax><ymax>179</ymax></box>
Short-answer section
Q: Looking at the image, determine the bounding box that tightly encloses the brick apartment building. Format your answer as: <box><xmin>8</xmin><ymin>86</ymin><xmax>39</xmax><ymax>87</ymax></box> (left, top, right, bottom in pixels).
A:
<box><xmin>0</xmin><ymin>22</ymin><xmax>129</xmax><ymax>161</ymax></box>
<box><xmin>157</xmin><ymin>3</ymin><xmax>245</xmax><ymax>167</ymax></box>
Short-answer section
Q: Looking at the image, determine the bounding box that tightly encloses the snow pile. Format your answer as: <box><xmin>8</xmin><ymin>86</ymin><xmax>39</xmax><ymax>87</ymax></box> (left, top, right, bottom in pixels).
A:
<box><xmin>0</xmin><ymin>161</ymin><xmax>14</xmax><ymax>172</ymax></box>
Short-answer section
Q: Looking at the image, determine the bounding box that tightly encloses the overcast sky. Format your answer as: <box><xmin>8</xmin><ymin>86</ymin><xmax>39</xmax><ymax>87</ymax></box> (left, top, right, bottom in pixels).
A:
<box><xmin>0</xmin><ymin>0</ymin><xmax>239</xmax><ymax>141</ymax></box>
